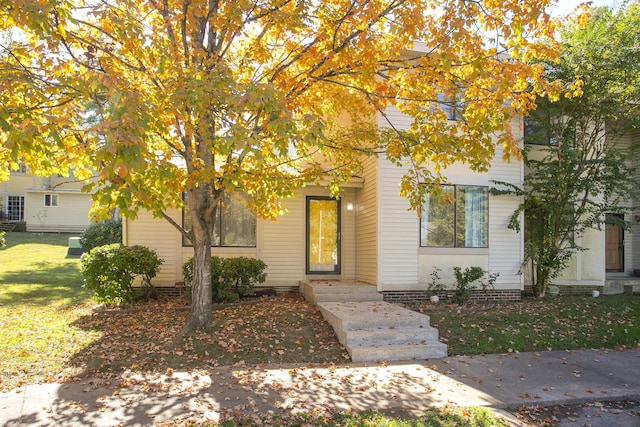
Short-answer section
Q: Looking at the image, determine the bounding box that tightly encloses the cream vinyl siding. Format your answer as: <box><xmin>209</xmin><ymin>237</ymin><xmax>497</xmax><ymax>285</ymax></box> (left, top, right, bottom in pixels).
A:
<box><xmin>125</xmin><ymin>209</ymin><xmax>182</xmax><ymax>286</ymax></box>
<box><xmin>378</xmin><ymin>157</ymin><xmax>419</xmax><ymax>287</ymax></box>
<box><xmin>340</xmin><ymin>188</ymin><xmax>357</xmax><ymax>280</ymax></box>
<box><xmin>261</xmin><ymin>187</ymin><xmax>359</xmax><ymax>286</ymax></box>
<box><xmin>377</xmin><ymin>105</ymin><xmax>420</xmax><ymax>288</ymax></box>
<box><xmin>1</xmin><ymin>173</ymin><xmax>37</xmax><ymax>194</ymax></box>
<box><xmin>259</xmin><ymin>195</ymin><xmax>304</xmax><ymax>287</ymax></box>
<box><xmin>355</xmin><ymin>155</ymin><xmax>378</xmax><ymax>284</ymax></box>
<box><xmin>24</xmin><ymin>191</ymin><xmax>92</xmax><ymax>233</ymax></box>
<box><xmin>488</xmin><ymin>143</ymin><xmax>525</xmax><ymax>290</ymax></box>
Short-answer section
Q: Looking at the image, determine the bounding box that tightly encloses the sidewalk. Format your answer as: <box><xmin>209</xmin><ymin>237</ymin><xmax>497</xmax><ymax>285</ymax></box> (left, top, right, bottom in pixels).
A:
<box><xmin>1</xmin><ymin>348</ymin><xmax>639</xmax><ymax>426</ymax></box>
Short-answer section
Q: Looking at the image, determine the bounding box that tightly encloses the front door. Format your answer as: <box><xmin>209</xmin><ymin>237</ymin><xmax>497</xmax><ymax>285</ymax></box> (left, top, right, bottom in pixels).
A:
<box><xmin>605</xmin><ymin>214</ymin><xmax>624</xmax><ymax>272</ymax></box>
<box><xmin>306</xmin><ymin>197</ymin><xmax>341</xmax><ymax>274</ymax></box>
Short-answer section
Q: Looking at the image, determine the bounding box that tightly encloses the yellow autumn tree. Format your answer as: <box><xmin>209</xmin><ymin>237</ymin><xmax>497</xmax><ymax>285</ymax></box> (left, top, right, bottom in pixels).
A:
<box><xmin>1</xmin><ymin>0</ymin><xmax>561</xmax><ymax>330</ymax></box>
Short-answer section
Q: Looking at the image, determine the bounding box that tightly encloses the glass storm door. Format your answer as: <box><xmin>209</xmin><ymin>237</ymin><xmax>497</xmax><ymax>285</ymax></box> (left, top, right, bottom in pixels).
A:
<box><xmin>306</xmin><ymin>197</ymin><xmax>341</xmax><ymax>274</ymax></box>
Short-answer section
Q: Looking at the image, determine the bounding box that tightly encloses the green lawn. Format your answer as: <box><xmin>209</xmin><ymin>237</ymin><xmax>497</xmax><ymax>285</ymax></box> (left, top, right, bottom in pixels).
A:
<box><xmin>411</xmin><ymin>295</ymin><xmax>640</xmax><ymax>355</ymax></box>
<box><xmin>0</xmin><ymin>232</ymin><xmax>98</xmax><ymax>389</ymax></box>
<box><xmin>209</xmin><ymin>407</ymin><xmax>510</xmax><ymax>427</ymax></box>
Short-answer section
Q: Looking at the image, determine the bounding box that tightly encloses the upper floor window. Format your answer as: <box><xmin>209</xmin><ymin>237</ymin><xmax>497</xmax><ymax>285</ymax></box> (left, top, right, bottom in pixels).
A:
<box><xmin>182</xmin><ymin>191</ymin><xmax>256</xmax><ymax>247</ymax></box>
<box><xmin>524</xmin><ymin>110</ymin><xmax>575</xmax><ymax>146</ymax></box>
<box><xmin>420</xmin><ymin>185</ymin><xmax>488</xmax><ymax>248</ymax></box>
<box><xmin>44</xmin><ymin>194</ymin><xmax>59</xmax><ymax>207</ymax></box>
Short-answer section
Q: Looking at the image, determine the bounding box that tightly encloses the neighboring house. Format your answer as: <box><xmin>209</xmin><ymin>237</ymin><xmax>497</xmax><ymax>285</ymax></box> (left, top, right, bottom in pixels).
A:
<box><xmin>604</xmin><ymin>128</ymin><xmax>640</xmax><ymax>291</ymax></box>
<box><xmin>523</xmin><ymin>116</ymin><xmax>640</xmax><ymax>294</ymax></box>
<box><xmin>123</xmin><ymin>103</ymin><xmax>527</xmax><ymax>301</ymax></box>
<box><xmin>0</xmin><ymin>166</ymin><xmax>94</xmax><ymax>233</ymax></box>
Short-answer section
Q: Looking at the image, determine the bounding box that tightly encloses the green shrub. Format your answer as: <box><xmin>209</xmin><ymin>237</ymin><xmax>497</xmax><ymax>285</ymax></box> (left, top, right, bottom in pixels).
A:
<box><xmin>80</xmin><ymin>219</ymin><xmax>122</xmax><ymax>252</ymax></box>
<box><xmin>427</xmin><ymin>266</ymin><xmax>445</xmax><ymax>295</ymax></box>
<box><xmin>182</xmin><ymin>256</ymin><xmax>267</xmax><ymax>303</ymax></box>
<box><xmin>81</xmin><ymin>244</ymin><xmax>163</xmax><ymax>306</ymax></box>
<box><xmin>452</xmin><ymin>266</ymin><xmax>499</xmax><ymax>305</ymax></box>
<box><xmin>221</xmin><ymin>256</ymin><xmax>267</xmax><ymax>301</ymax></box>
<box><xmin>0</xmin><ymin>231</ymin><xmax>5</xmax><ymax>249</ymax></box>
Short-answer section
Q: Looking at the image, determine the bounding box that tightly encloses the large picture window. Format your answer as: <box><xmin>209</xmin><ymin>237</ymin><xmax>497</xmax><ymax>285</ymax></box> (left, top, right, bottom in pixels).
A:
<box><xmin>420</xmin><ymin>185</ymin><xmax>488</xmax><ymax>248</ymax></box>
<box><xmin>183</xmin><ymin>191</ymin><xmax>256</xmax><ymax>247</ymax></box>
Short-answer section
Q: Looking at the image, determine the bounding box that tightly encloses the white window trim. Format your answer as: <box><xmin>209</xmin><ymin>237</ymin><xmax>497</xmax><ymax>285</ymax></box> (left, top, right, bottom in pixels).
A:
<box><xmin>420</xmin><ymin>185</ymin><xmax>489</xmax><ymax>248</ymax></box>
<box><xmin>44</xmin><ymin>194</ymin><xmax>59</xmax><ymax>207</ymax></box>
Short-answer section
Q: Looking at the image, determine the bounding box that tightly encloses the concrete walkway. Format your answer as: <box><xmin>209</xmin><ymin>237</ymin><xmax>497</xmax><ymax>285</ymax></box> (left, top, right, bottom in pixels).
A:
<box><xmin>301</xmin><ymin>281</ymin><xmax>447</xmax><ymax>361</ymax></box>
<box><xmin>1</xmin><ymin>348</ymin><xmax>639</xmax><ymax>426</ymax></box>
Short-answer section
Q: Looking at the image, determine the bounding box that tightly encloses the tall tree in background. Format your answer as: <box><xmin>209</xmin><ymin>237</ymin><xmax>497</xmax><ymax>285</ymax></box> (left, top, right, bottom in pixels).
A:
<box><xmin>494</xmin><ymin>1</ymin><xmax>640</xmax><ymax>297</ymax></box>
<box><xmin>1</xmin><ymin>0</ymin><xmax>561</xmax><ymax>331</ymax></box>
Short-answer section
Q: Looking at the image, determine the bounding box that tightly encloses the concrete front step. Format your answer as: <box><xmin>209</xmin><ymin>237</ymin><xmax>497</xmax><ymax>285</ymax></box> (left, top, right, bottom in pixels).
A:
<box><xmin>300</xmin><ymin>280</ymin><xmax>383</xmax><ymax>304</ymax></box>
<box><xmin>624</xmin><ymin>283</ymin><xmax>640</xmax><ymax>294</ymax></box>
<box><xmin>319</xmin><ymin>301</ymin><xmax>433</xmax><ymax>330</ymax></box>
<box><xmin>604</xmin><ymin>278</ymin><xmax>640</xmax><ymax>295</ymax></box>
<box><xmin>344</xmin><ymin>326</ymin><xmax>440</xmax><ymax>348</ymax></box>
<box><xmin>312</xmin><ymin>292</ymin><xmax>384</xmax><ymax>303</ymax></box>
<box><xmin>350</xmin><ymin>342</ymin><xmax>448</xmax><ymax>363</ymax></box>
<box><xmin>317</xmin><ymin>301</ymin><xmax>447</xmax><ymax>362</ymax></box>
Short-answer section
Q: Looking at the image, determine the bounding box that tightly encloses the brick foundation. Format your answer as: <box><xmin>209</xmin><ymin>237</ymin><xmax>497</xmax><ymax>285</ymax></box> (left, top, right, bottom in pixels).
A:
<box><xmin>523</xmin><ymin>285</ymin><xmax>603</xmax><ymax>297</ymax></box>
<box><xmin>382</xmin><ymin>289</ymin><xmax>522</xmax><ymax>304</ymax></box>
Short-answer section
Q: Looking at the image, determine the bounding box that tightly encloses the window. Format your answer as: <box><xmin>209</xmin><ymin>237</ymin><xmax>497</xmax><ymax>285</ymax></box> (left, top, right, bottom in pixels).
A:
<box><xmin>420</xmin><ymin>185</ymin><xmax>488</xmax><ymax>248</ymax></box>
<box><xmin>524</xmin><ymin>115</ymin><xmax>557</xmax><ymax>145</ymax></box>
<box><xmin>6</xmin><ymin>196</ymin><xmax>24</xmax><ymax>221</ymax></box>
<box><xmin>183</xmin><ymin>191</ymin><xmax>256</xmax><ymax>247</ymax></box>
<box><xmin>524</xmin><ymin>110</ymin><xmax>575</xmax><ymax>146</ymax></box>
<box><xmin>44</xmin><ymin>194</ymin><xmax>59</xmax><ymax>207</ymax></box>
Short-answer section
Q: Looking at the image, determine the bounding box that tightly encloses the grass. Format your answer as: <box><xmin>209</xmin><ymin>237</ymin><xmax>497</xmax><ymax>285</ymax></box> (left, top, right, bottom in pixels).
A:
<box><xmin>1</xmin><ymin>232</ymin><xmax>639</xmax><ymax>425</ymax></box>
<box><xmin>0</xmin><ymin>232</ymin><xmax>99</xmax><ymax>389</ymax></box>
<box><xmin>206</xmin><ymin>407</ymin><xmax>510</xmax><ymax>426</ymax></box>
<box><xmin>411</xmin><ymin>295</ymin><xmax>640</xmax><ymax>355</ymax></box>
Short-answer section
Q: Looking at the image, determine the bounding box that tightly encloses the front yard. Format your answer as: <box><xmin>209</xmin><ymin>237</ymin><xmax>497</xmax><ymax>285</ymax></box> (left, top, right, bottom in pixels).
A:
<box><xmin>1</xmin><ymin>232</ymin><xmax>639</xmax><ymax>394</ymax></box>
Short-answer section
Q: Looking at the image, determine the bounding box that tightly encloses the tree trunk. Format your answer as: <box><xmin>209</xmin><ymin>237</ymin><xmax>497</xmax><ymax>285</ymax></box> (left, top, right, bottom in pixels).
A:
<box><xmin>535</xmin><ymin>263</ymin><xmax>550</xmax><ymax>298</ymax></box>
<box><xmin>183</xmin><ymin>184</ymin><xmax>216</xmax><ymax>332</ymax></box>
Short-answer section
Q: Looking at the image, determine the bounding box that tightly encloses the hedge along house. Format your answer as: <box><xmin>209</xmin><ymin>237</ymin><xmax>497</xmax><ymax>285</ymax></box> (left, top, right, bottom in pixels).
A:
<box><xmin>123</xmin><ymin>98</ymin><xmax>527</xmax><ymax>303</ymax></box>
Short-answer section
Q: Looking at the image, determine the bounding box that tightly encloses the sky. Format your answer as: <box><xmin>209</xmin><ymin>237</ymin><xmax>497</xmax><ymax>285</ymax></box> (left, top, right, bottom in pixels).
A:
<box><xmin>548</xmin><ymin>0</ymin><xmax>619</xmax><ymax>16</ymax></box>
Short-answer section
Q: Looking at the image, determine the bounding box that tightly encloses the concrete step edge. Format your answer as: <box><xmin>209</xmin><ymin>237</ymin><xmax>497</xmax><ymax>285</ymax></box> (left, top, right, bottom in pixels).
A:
<box><xmin>304</xmin><ymin>286</ymin><xmax>379</xmax><ymax>295</ymax></box>
<box><xmin>348</xmin><ymin>343</ymin><xmax>448</xmax><ymax>362</ymax></box>
<box><xmin>341</xmin><ymin>318</ymin><xmax>433</xmax><ymax>330</ymax></box>
<box><xmin>313</xmin><ymin>294</ymin><xmax>384</xmax><ymax>303</ymax></box>
<box><xmin>344</xmin><ymin>328</ymin><xmax>439</xmax><ymax>346</ymax></box>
